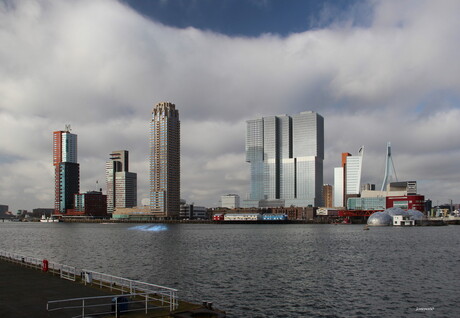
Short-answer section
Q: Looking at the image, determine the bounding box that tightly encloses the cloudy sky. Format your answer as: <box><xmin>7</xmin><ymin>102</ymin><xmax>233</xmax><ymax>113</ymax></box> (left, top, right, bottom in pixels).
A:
<box><xmin>1</xmin><ymin>0</ymin><xmax>459</xmax><ymax>212</ymax></box>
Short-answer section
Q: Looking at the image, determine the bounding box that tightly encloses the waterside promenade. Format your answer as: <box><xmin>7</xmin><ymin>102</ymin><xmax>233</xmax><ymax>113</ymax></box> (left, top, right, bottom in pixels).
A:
<box><xmin>0</xmin><ymin>254</ymin><xmax>225</xmax><ymax>317</ymax></box>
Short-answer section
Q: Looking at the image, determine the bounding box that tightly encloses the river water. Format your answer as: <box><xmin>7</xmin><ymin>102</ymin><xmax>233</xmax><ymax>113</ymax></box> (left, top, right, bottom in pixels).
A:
<box><xmin>0</xmin><ymin>222</ymin><xmax>458</xmax><ymax>317</ymax></box>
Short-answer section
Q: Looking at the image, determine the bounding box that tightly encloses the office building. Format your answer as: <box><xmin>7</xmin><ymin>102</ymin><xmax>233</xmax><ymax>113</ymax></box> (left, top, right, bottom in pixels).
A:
<box><xmin>333</xmin><ymin>147</ymin><xmax>364</xmax><ymax>208</ymax></box>
<box><xmin>346</xmin><ymin>147</ymin><xmax>364</xmax><ymax>196</ymax></box>
<box><xmin>150</xmin><ymin>102</ymin><xmax>180</xmax><ymax>217</ymax></box>
<box><xmin>333</xmin><ymin>167</ymin><xmax>344</xmax><ymax>207</ymax></box>
<box><xmin>322</xmin><ymin>184</ymin><xmax>333</xmax><ymax>208</ymax></box>
<box><xmin>73</xmin><ymin>191</ymin><xmax>107</xmax><ymax>216</ymax></box>
<box><xmin>0</xmin><ymin>205</ymin><xmax>8</xmax><ymax>216</ymax></box>
<box><xmin>221</xmin><ymin>194</ymin><xmax>240</xmax><ymax>209</ymax></box>
<box><xmin>180</xmin><ymin>200</ymin><xmax>208</xmax><ymax>219</ymax></box>
<box><xmin>106</xmin><ymin>150</ymin><xmax>137</xmax><ymax>215</ymax></box>
<box><xmin>53</xmin><ymin>127</ymin><xmax>79</xmax><ymax>214</ymax></box>
<box><xmin>244</xmin><ymin>111</ymin><xmax>324</xmax><ymax>207</ymax></box>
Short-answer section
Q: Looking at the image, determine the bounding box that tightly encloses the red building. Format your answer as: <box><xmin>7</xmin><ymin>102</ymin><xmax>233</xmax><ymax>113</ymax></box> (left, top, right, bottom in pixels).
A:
<box><xmin>386</xmin><ymin>195</ymin><xmax>425</xmax><ymax>212</ymax></box>
<box><xmin>70</xmin><ymin>191</ymin><xmax>107</xmax><ymax>217</ymax></box>
<box><xmin>213</xmin><ymin>214</ymin><xmax>224</xmax><ymax>221</ymax></box>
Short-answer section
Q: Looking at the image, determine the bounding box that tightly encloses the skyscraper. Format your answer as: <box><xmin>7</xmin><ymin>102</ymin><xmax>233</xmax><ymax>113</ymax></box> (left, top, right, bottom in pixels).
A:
<box><xmin>322</xmin><ymin>184</ymin><xmax>333</xmax><ymax>208</ymax></box>
<box><xmin>333</xmin><ymin>167</ymin><xmax>344</xmax><ymax>207</ymax></box>
<box><xmin>245</xmin><ymin>111</ymin><xmax>324</xmax><ymax>207</ymax></box>
<box><xmin>333</xmin><ymin>147</ymin><xmax>364</xmax><ymax>208</ymax></box>
<box><xmin>150</xmin><ymin>102</ymin><xmax>180</xmax><ymax>217</ymax></box>
<box><xmin>106</xmin><ymin>150</ymin><xmax>137</xmax><ymax>215</ymax></box>
<box><xmin>346</xmin><ymin>147</ymin><xmax>364</xmax><ymax>195</ymax></box>
<box><xmin>53</xmin><ymin>126</ymin><xmax>79</xmax><ymax>214</ymax></box>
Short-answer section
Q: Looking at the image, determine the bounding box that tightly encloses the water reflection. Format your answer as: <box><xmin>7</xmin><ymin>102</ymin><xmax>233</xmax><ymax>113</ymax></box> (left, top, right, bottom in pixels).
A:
<box><xmin>128</xmin><ymin>224</ymin><xmax>168</xmax><ymax>232</ymax></box>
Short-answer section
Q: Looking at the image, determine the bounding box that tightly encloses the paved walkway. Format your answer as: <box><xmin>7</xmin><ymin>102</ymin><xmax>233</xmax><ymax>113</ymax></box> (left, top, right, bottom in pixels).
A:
<box><xmin>0</xmin><ymin>259</ymin><xmax>225</xmax><ymax>318</ymax></box>
<box><xmin>0</xmin><ymin>259</ymin><xmax>116</xmax><ymax>317</ymax></box>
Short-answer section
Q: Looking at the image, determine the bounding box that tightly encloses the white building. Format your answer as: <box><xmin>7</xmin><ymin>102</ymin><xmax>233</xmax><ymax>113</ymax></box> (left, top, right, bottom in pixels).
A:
<box><xmin>393</xmin><ymin>215</ymin><xmax>415</xmax><ymax>226</ymax></box>
<box><xmin>333</xmin><ymin>167</ymin><xmax>344</xmax><ymax>207</ymax></box>
<box><xmin>221</xmin><ymin>194</ymin><xmax>240</xmax><ymax>209</ymax></box>
<box><xmin>224</xmin><ymin>213</ymin><xmax>262</xmax><ymax>221</ymax></box>
<box><xmin>346</xmin><ymin>147</ymin><xmax>364</xmax><ymax>196</ymax></box>
<box><xmin>333</xmin><ymin>147</ymin><xmax>364</xmax><ymax>208</ymax></box>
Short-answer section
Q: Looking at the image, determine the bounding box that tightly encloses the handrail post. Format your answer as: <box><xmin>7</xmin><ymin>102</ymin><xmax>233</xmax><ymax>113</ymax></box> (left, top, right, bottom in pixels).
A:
<box><xmin>82</xmin><ymin>299</ymin><xmax>85</xmax><ymax>317</ymax></box>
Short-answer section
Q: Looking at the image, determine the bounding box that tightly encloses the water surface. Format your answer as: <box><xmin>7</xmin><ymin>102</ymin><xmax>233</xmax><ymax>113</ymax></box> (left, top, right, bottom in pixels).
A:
<box><xmin>0</xmin><ymin>222</ymin><xmax>458</xmax><ymax>317</ymax></box>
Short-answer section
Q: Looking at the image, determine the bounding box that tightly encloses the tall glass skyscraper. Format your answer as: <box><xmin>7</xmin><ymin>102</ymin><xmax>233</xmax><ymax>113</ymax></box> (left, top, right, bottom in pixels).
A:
<box><xmin>245</xmin><ymin>111</ymin><xmax>324</xmax><ymax>207</ymax></box>
<box><xmin>150</xmin><ymin>102</ymin><xmax>180</xmax><ymax>217</ymax></box>
<box><xmin>53</xmin><ymin>126</ymin><xmax>79</xmax><ymax>214</ymax></box>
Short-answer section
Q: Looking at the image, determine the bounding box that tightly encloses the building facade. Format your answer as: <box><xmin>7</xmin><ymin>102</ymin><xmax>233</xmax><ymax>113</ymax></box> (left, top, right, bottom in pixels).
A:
<box><xmin>333</xmin><ymin>167</ymin><xmax>344</xmax><ymax>207</ymax></box>
<box><xmin>346</xmin><ymin>147</ymin><xmax>364</xmax><ymax>196</ymax></box>
<box><xmin>244</xmin><ymin>111</ymin><xmax>324</xmax><ymax>207</ymax></box>
<box><xmin>53</xmin><ymin>127</ymin><xmax>79</xmax><ymax>214</ymax></box>
<box><xmin>333</xmin><ymin>148</ymin><xmax>364</xmax><ymax>208</ymax></box>
<box><xmin>73</xmin><ymin>191</ymin><xmax>107</xmax><ymax>216</ymax></box>
<box><xmin>221</xmin><ymin>194</ymin><xmax>240</xmax><ymax>209</ymax></box>
<box><xmin>180</xmin><ymin>201</ymin><xmax>208</xmax><ymax>219</ymax></box>
<box><xmin>322</xmin><ymin>184</ymin><xmax>333</xmax><ymax>208</ymax></box>
<box><xmin>106</xmin><ymin>150</ymin><xmax>137</xmax><ymax>215</ymax></box>
<box><xmin>150</xmin><ymin>102</ymin><xmax>180</xmax><ymax>217</ymax></box>
<box><xmin>0</xmin><ymin>205</ymin><xmax>8</xmax><ymax>215</ymax></box>
<box><xmin>386</xmin><ymin>195</ymin><xmax>425</xmax><ymax>212</ymax></box>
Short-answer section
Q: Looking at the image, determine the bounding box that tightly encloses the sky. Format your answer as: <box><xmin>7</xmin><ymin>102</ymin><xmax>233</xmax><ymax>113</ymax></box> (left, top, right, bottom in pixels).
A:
<box><xmin>1</xmin><ymin>0</ymin><xmax>460</xmax><ymax>212</ymax></box>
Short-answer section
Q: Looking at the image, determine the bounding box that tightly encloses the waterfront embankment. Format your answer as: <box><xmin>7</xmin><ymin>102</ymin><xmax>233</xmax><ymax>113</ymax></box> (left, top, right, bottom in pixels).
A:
<box><xmin>0</xmin><ymin>253</ymin><xmax>225</xmax><ymax>317</ymax></box>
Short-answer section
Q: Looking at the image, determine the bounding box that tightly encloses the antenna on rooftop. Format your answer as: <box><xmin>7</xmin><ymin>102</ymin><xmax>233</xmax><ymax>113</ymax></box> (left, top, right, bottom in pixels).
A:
<box><xmin>65</xmin><ymin>124</ymin><xmax>71</xmax><ymax>132</ymax></box>
<box><xmin>380</xmin><ymin>142</ymin><xmax>398</xmax><ymax>191</ymax></box>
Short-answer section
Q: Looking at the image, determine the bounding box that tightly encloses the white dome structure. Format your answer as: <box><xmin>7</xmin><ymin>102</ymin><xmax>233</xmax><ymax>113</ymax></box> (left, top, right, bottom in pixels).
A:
<box><xmin>384</xmin><ymin>207</ymin><xmax>408</xmax><ymax>216</ymax></box>
<box><xmin>367</xmin><ymin>211</ymin><xmax>393</xmax><ymax>226</ymax></box>
<box><xmin>367</xmin><ymin>208</ymin><xmax>424</xmax><ymax>226</ymax></box>
<box><xmin>407</xmin><ymin>209</ymin><xmax>425</xmax><ymax>220</ymax></box>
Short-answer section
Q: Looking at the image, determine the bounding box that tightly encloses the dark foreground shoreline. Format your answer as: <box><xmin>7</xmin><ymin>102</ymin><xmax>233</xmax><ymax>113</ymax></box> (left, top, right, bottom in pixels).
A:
<box><xmin>0</xmin><ymin>258</ymin><xmax>225</xmax><ymax>317</ymax></box>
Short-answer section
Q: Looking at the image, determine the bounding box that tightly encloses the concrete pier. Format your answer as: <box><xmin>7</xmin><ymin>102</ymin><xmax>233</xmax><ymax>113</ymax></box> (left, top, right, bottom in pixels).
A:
<box><xmin>0</xmin><ymin>258</ymin><xmax>225</xmax><ymax>317</ymax></box>
<box><xmin>0</xmin><ymin>259</ymin><xmax>113</xmax><ymax>317</ymax></box>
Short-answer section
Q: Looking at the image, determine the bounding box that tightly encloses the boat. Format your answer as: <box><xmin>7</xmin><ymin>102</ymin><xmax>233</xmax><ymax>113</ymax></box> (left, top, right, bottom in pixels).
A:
<box><xmin>40</xmin><ymin>215</ymin><xmax>60</xmax><ymax>223</ymax></box>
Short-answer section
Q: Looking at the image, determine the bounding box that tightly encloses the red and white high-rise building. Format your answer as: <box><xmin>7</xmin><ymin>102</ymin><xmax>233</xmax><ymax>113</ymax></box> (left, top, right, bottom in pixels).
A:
<box><xmin>53</xmin><ymin>126</ymin><xmax>79</xmax><ymax>214</ymax></box>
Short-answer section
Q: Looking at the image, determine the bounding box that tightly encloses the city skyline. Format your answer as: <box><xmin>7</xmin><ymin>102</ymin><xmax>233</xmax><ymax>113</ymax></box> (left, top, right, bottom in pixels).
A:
<box><xmin>1</xmin><ymin>0</ymin><xmax>460</xmax><ymax>212</ymax></box>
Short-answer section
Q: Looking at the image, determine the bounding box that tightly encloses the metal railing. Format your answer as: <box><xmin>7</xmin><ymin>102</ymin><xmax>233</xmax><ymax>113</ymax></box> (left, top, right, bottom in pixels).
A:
<box><xmin>47</xmin><ymin>292</ymin><xmax>166</xmax><ymax>318</ymax></box>
<box><xmin>81</xmin><ymin>269</ymin><xmax>179</xmax><ymax>311</ymax></box>
<box><xmin>0</xmin><ymin>250</ymin><xmax>180</xmax><ymax>314</ymax></box>
<box><xmin>0</xmin><ymin>251</ymin><xmax>77</xmax><ymax>281</ymax></box>
<box><xmin>0</xmin><ymin>250</ymin><xmax>42</xmax><ymax>269</ymax></box>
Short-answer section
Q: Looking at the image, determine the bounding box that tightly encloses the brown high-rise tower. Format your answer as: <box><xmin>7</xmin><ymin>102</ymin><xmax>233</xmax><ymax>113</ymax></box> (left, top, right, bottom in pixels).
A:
<box><xmin>150</xmin><ymin>102</ymin><xmax>180</xmax><ymax>217</ymax></box>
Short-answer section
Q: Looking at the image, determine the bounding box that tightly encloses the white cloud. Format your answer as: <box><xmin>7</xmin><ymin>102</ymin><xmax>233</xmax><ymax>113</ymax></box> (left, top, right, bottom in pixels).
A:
<box><xmin>1</xmin><ymin>0</ymin><xmax>460</xmax><ymax>212</ymax></box>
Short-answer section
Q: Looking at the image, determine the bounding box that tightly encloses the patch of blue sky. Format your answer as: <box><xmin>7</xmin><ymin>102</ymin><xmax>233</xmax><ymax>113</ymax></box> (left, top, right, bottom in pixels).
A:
<box><xmin>414</xmin><ymin>91</ymin><xmax>460</xmax><ymax>114</ymax></box>
<box><xmin>122</xmin><ymin>0</ymin><xmax>369</xmax><ymax>37</ymax></box>
<box><xmin>0</xmin><ymin>154</ymin><xmax>23</xmax><ymax>165</ymax></box>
